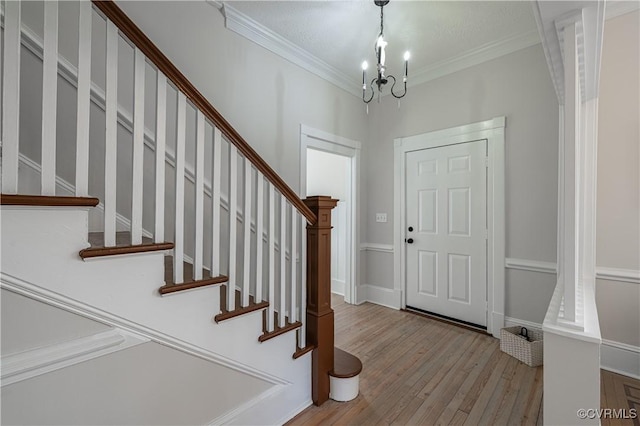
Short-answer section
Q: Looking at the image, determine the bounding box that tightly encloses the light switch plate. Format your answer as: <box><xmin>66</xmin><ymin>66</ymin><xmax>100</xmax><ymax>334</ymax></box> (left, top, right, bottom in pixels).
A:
<box><xmin>376</xmin><ymin>213</ymin><xmax>387</xmax><ymax>223</ymax></box>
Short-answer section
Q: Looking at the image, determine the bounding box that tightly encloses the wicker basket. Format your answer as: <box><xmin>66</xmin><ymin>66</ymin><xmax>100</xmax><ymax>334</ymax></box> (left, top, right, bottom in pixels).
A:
<box><xmin>500</xmin><ymin>326</ymin><xmax>543</xmax><ymax>367</ymax></box>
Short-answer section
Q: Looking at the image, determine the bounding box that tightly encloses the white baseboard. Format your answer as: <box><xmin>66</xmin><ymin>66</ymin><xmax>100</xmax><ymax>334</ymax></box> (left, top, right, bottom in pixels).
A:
<box><xmin>207</xmin><ymin>384</ymin><xmax>286</xmax><ymax>425</ymax></box>
<box><xmin>601</xmin><ymin>339</ymin><xmax>640</xmax><ymax>380</ymax></box>
<box><xmin>331</xmin><ymin>279</ymin><xmax>345</xmax><ymax>296</ymax></box>
<box><xmin>505</xmin><ymin>316</ymin><xmax>640</xmax><ymax>379</ymax></box>
<box><xmin>356</xmin><ymin>284</ymin><xmax>401</xmax><ymax>310</ymax></box>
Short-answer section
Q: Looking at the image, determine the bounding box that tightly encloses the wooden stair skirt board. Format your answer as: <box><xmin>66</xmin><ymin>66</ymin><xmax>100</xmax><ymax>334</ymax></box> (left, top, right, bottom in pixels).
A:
<box><xmin>214</xmin><ymin>285</ymin><xmax>269</xmax><ymax>323</ymax></box>
<box><xmin>160</xmin><ymin>256</ymin><xmax>227</xmax><ymax>295</ymax></box>
<box><xmin>259</xmin><ymin>312</ymin><xmax>301</xmax><ymax>343</ymax></box>
<box><xmin>0</xmin><ymin>194</ymin><xmax>100</xmax><ymax>207</ymax></box>
<box><xmin>329</xmin><ymin>348</ymin><xmax>363</xmax><ymax>402</ymax></box>
<box><xmin>80</xmin><ymin>232</ymin><xmax>174</xmax><ymax>259</ymax></box>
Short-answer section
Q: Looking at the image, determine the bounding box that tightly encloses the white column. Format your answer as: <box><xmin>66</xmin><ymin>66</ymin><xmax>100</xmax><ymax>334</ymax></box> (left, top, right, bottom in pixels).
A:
<box><xmin>290</xmin><ymin>205</ymin><xmax>298</xmax><ymax>323</ymax></box>
<box><xmin>2</xmin><ymin>0</ymin><xmax>21</xmax><ymax>194</ymax></box>
<box><xmin>41</xmin><ymin>0</ymin><xmax>58</xmax><ymax>195</ymax></box>
<box><xmin>267</xmin><ymin>184</ymin><xmax>276</xmax><ymax>332</ymax></box>
<box><xmin>75</xmin><ymin>1</ymin><xmax>92</xmax><ymax>197</ymax></box>
<box><xmin>131</xmin><ymin>48</ymin><xmax>145</xmax><ymax>245</ymax></box>
<box><xmin>154</xmin><ymin>73</ymin><xmax>167</xmax><ymax>243</ymax></box>
<box><xmin>210</xmin><ymin>127</ymin><xmax>222</xmax><ymax>277</ymax></box>
<box><xmin>255</xmin><ymin>173</ymin><xmax>264</xmax><ymax>302</ymax></box>
<box><xmin>103</xmin><ymin>21</ymin><xmax>119</xmax><ymax>247</ymax></box>
<box><xmin>228</xmin><ymin>144</ymin><xmax>238</xmax><ymax>311</ymax></box>
<box><xmin>300</xmin><ymin>215</ymin><xmax>307</xmax><ymax>345</ymax></box>
<box><xmin>561</xmin><ymin>23</ymin><xmax>579</xmax><ymax>323</ymax></box>
<box><xmin>194</xmin><ymin>111</ymin><xmax>205</xmax><ymax>280</ymax></box>
<box><xmin>242</xmin><ymin>158</ymin><xmax>252</xmax><ymax>307</ymax></box>
<box><xmin>279</xmin><ymin>196</ymin><xmax>287</xmax><ymax>327</ymax></box>
<box><xmin>173</xmin><ymin>93</ymin><xmax>186</xmax><ymax>283</ymax></box>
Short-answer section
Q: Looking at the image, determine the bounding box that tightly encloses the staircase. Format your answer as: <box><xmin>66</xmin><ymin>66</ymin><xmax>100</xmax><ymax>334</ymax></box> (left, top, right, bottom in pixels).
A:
<box><xmin>0</xmin><ymin>0</ymin><xmax>360</xmax><ymax>423</ymax></box>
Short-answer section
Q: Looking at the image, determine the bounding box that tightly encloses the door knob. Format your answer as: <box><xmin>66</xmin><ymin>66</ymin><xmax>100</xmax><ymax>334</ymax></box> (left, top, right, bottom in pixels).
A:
<box><xmin>406</xmin><ymin>238</ymin><xmax>414</xmax><ymax>244</ymax></box>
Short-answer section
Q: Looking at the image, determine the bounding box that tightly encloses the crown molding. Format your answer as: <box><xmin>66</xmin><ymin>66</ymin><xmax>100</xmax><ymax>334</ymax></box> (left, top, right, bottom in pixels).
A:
<box><xmin>606</xmin><ymin>1</ymin><xmax>640</xmax><ymax>20</ymax></box>
<box><xmin>221</xmin><ymin>2</ymin><xmax>361</xmax><ymax>97</ymax></box>
<box><xmin>215</xmin><ymin>2</ymin><xmax>542</xmax><ymax>99</ymax></box>
<box><xmin>409</xmin><ymin>30</ymin><xmax>541</xmax><ymax>88</ymax></box>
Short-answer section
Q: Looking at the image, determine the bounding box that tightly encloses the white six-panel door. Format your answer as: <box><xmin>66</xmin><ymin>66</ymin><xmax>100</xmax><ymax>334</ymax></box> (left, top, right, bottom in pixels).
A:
<box><xmin>405</xmin><ymin>140</ymin><xmax>488</xmax><ymax>327</ymax></box>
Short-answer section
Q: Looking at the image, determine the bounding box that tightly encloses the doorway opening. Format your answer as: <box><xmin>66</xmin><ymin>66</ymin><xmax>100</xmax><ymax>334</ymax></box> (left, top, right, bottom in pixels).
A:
<box><xmin>300</xmin><ymin>125</ymin><xmax>361</xmax><ymax>304</ymax></box>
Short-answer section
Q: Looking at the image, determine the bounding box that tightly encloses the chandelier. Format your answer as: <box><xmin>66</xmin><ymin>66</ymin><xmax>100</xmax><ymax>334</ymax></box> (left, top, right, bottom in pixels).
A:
<box><xmin>361</xmin><ymin>0</ymin><xmax>410</xmax><ymax>105</ymax></box>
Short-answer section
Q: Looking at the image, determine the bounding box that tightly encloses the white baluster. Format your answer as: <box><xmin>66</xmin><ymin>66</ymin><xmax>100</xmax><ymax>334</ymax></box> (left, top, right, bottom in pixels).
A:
<box><xmin>279</xmin><ymin>196</ymin><xmax>287</xmax><ymax>327</ymax></box>
<box><xmin>194</xmin><ymin>110</ymin><xmax>205</xmax><ymax>280</ymax></box>
<box><xmin>131</xmin><ymin>48</ymin><xmax>145</xmax><ymax>245</ymax></box>
<box><xmin>211</xmin><ymin>127</ymin><xmax>222</xmax><ymax>277</ymax></box>
<box><xmin>75</xmin><ymin>1</ymin><xmax>92</xmax><ymax>197</ymax></box>
<box><xmin>1</xmin><ymin>0</ymin><xmax>21</xmax><ymax>194</ymax></box>
<box><xmin>267</xmin><ymin>184</ymin><xmax>275</xmax><ymax>332</ymax></box>
<box><xmin>104</xmin><ymin>21</ymin><xmax>118</xmax><ymax>247</ymax></box>
<box><xmin>290</xmin><ymin>205</ymin><xmax>297</xmax><ymax>323</ymax></box>
<box><xmin>154</xmin><ymin>73</ymin><xmax>167</xmax><ymax>243</ymax></box>
<box><xmin>41</xmin><ymin>0</ymin><xmax>58</xmax><ymax>195</ymax></box>
<box><xmin>228</xmin><ymin>144</ymin><xmax>238</xmax><ymax>311</ymax></box>
<box><xmin>173</xmin><ymin>92</ymin><xmax>186</xmax><ymax>283</ymax></box>
<box><xmin>242</xmin><ymin>158</ymin><xmax>252</xmax><ymax>307</ymax></box>
<box><xmin>255</xmin><ymin>173</ymin><xmax>264</xmax><ymax>302</ymax></box>
<box><xmin>300</xmin><ymin>215</ymin><xmax>307</xmax><ymax>345</ymax></box>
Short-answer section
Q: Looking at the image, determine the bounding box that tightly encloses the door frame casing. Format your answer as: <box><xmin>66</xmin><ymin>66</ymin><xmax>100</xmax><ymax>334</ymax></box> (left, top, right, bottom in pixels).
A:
<box><xmin>300</xmin><ymin>124</ymin><xmax>361</xmax><ymax>304</ymax></box>
<box><xmin>393</xmin><ymin>117</ymin><xmax>506</xmax><ymax>337</ymax></box>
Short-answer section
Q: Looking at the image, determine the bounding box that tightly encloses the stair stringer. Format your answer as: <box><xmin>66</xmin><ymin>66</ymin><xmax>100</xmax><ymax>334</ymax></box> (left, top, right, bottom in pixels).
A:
<box><xmin>0</xmin><ymin>206</ymin><xmax>313</xmax><ymax>424</ymax></box>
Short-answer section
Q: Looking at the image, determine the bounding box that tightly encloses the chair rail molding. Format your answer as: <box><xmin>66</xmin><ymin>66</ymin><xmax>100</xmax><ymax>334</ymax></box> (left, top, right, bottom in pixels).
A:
<box><xmin>360</xmin><ymin>243</ymin><xmax>394</xmax><ymax>253</ymax></box>
<box><xmin>505</xmin><ymin>258</ymin><xmax>557</xmax><ymax>274</ymax></box>
<box><xmin>393</xmin><ymin>116</ymin><xmax>506</xmax><ymax>338</ymax></box>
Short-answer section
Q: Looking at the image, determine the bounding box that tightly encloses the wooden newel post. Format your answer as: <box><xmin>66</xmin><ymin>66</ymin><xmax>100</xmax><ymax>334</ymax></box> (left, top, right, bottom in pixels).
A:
<box><xmin>303</xmin><ymin>195</ymin><xmax>338</xmax><ymax>406</ymax></box>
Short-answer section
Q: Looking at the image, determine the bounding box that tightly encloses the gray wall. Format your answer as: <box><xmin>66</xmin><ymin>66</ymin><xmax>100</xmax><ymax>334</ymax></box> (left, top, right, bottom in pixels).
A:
<box><xmin>363</xmin><ymin>44</ymin><xmax>559</xmax><ymax>324</ymax></box>
<box><xmin>595</xmin><ymin>10</ymin><xmax>640</xmax><ymax>347</ymax></box>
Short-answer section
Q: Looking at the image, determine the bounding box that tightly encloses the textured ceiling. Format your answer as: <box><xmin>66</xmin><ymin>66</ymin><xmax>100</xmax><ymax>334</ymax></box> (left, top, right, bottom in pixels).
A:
<box><xmin>226</xmin><ymin>1</ymin><xmax>539</xmax><ymax>83</ymax></box>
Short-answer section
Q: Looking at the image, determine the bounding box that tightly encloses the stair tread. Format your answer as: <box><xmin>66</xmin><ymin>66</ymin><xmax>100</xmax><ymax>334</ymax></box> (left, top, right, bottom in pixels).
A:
<box><xmin>80</xmin><ymin>232</ymin><xmax>173</xmax><ymax>258</ymax></box>
<box><xmin>1</xmin><ymin>193</ymin><xmax>99</xmax><ymax>207</ymax></box>
<box><xmin>259</xmin><ymin>312</ymin><xmax>302</xmax><ymax>342</ymax></box>
<box><xmin>330</xmin><ymin>347</ymin><xmax>362</xmax><ymax>379</ymax></box>
<box><xmin>215</xmin><ymin>286</ymin><xmax>269</xmax><ymax>322</ymax></box>
<box><xmin>293</xmin><ymin>344</ymin><xmax>315</xmax><ymax>359</ymax></box>
<box><xmin>160</xmin><ymin>255</ymin><xmax>227</xmax><ymax>294</ymax></box>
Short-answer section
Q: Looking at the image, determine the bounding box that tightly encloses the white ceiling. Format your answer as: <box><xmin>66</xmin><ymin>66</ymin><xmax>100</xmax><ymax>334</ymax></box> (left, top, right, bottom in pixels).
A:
<box><xmin>223</xmin><ymin>1</ymin><xmax>539</xmax><ymax>92</ymax></box>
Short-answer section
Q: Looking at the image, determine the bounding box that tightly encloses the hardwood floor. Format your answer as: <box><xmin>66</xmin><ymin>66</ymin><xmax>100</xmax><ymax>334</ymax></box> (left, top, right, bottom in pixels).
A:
<box><xmin>288</xmin><ymin>296</ymin><xmax>543</xmax><ymax>425</ymax></box>
<box><xmin>601</xmin><ymin>370</ymin><xmax>640</xmax><ymax>426</ymax></box>
<box><xmin>288</xmin><ymin>296</ymin><xmax>640</xmax><ymax>425</ymax></box>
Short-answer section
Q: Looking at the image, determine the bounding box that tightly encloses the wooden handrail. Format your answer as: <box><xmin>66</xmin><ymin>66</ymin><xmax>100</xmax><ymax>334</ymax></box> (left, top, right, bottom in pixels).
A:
<box><xmin>91</xmin><ymin>0</ymin><xmax>316</xmax><ymax>225</ymax></box>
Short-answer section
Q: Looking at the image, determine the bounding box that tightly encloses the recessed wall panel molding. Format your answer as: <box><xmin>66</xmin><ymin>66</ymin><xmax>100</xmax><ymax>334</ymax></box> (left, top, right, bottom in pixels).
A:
<box><xmin>1</xmin><ymin>329</ymin><xmax>148</xmax><ymax>387</ymax></box>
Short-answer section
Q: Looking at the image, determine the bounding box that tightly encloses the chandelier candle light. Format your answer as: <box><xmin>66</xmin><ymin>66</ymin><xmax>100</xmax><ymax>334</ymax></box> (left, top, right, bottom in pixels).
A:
<box><xmin>362</xmin><ymin>0</ymin><xmax>410</xmax><ymax>109</ymax></box>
